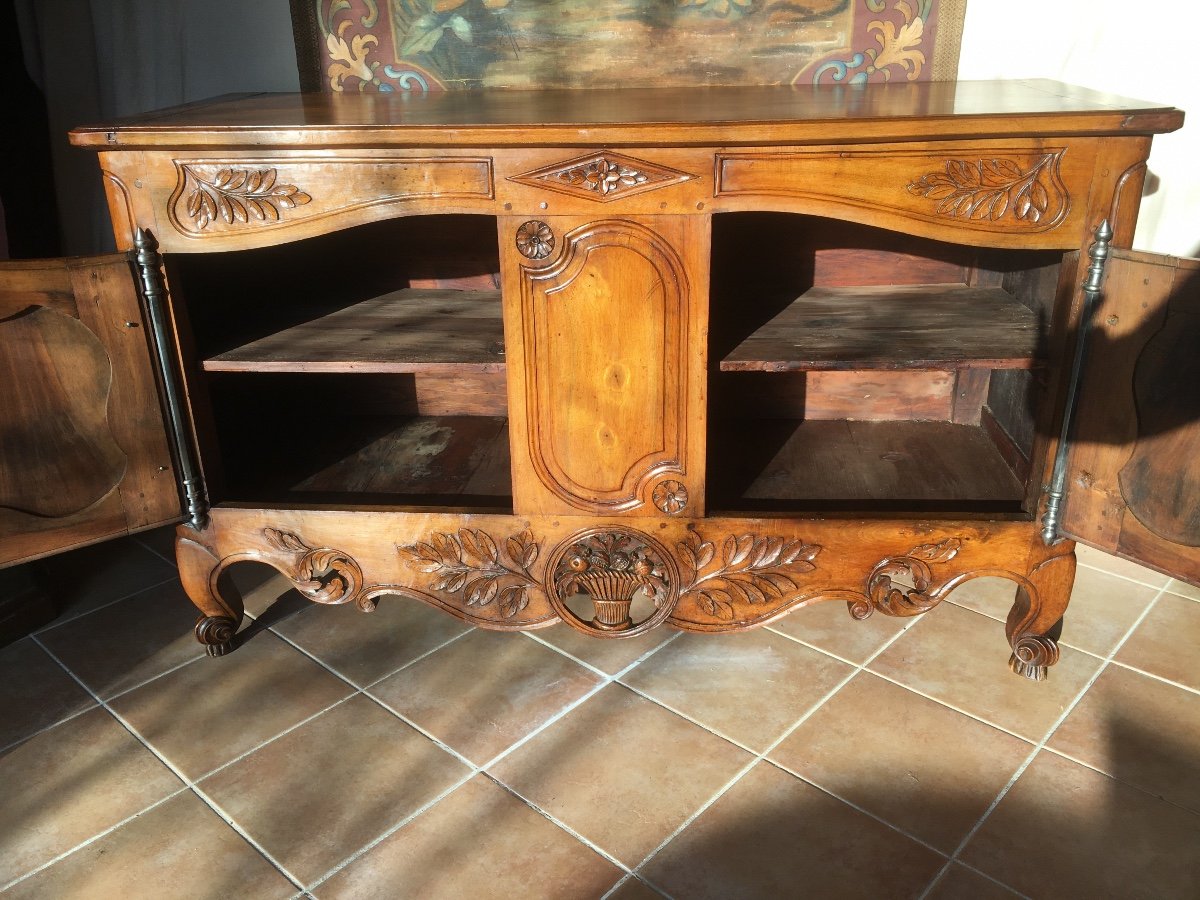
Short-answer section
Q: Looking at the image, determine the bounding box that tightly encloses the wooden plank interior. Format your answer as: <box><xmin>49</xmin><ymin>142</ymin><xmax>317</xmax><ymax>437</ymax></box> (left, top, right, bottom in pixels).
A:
<box><xmin>720</xmin><ymin>284</ymin><xmax>1040</xmax><ymax>372</ymax></box>
<box><xmin>202</xmin><ymin>288</ymin><xmax>505</xmax><ymax>374</ymax></box>
<box><xmin>710</xmin><ymin>419</ymin><xmax>1026</xmax><ymax>512</ymax></box>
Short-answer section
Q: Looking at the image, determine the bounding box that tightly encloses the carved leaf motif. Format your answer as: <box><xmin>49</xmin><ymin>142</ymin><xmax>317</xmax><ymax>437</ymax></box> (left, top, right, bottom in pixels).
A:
<box><xmin>679</xmin><ymin>531</ymin><xmax>822</xmax><ymax>620</ymax></box>
<box><xmin>260</xmin><ymin>527</ymin><xmax>366</xmax><ymax>609</ymax></box>
<box><xmin>399</xmin><ymin>528</ymin><xmax>540</xmax><ymax>618</ymax></box>
<box><xmin>905</xmin><ymin>537</ymin><xmax>962</xmax><ymax>564</ymax></box>
<box><xmin>906</xmin><ymin>153</ymin><xmax>1064</xmax><ymax>225</ymax></box>
<box><xmin>182</xmin><ymin>165</ymin><xmax>312</xmax><ymax>230</ymax></box>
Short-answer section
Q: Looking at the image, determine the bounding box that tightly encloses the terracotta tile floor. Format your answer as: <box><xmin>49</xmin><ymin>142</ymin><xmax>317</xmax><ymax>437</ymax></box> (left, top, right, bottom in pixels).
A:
<box><xmin>4</xmin><ymin>529</ymin><xmax>1200</xmax><ymax>899</ymax></box>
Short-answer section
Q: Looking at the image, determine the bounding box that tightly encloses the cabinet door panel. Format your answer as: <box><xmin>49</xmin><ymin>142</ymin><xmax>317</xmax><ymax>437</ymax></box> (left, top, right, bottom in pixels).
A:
<box><xmin>1062</xmin><ymin>249</ymin><xmax>1200</xmax><ymax>584</ymax></box>
<box><xmin>0</xmin><ymin>256</ymin><xmax>180</xmax><ymax>567</ymax></box>
<box><xmin>502</xmin><ymin>216</ymin><xmax>707</xmax><ymax>516</ymax></box>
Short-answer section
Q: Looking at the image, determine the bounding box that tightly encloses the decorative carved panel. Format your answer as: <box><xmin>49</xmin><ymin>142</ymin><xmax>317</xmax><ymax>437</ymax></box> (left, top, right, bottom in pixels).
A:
<box><xmin>167</xmin><ymin>157</ymin><xmax>495</xmax><ymax>239</ymax></box>
<box><xmin>516</xmin><ymin>219</ymin><xmax>692</xmax><ymax>514</ymax></box>
<box><xmin>509</xmin><ymin>152</ymin><xmax>695</xmax><ymax>202</ymax></box>
<box><xmin>905</xmin><ymin>152</ymin><xmax>1068</xmax><ymax>225</ymax></box>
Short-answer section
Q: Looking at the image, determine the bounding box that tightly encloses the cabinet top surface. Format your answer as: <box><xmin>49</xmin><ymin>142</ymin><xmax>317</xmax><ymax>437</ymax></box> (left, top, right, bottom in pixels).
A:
<box><xmin>71</xmin><ymin>80</ymin><xmax>1182</xmax><ymax>150</ymax></box>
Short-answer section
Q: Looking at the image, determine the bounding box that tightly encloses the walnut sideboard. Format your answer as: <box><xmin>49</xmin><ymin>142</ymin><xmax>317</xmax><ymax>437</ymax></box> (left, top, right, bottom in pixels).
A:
<box><xmin>3</xmin><ymin>81</ymin><xmax>1196</xmax><ymax>681</ymax></box>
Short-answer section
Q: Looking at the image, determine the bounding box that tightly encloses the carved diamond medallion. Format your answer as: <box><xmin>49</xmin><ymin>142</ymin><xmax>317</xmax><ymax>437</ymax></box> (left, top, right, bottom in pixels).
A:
<box><xmin>509</xmin><ymin>152</ymin><xmax>695</xmax><ymax>202</ymax></box>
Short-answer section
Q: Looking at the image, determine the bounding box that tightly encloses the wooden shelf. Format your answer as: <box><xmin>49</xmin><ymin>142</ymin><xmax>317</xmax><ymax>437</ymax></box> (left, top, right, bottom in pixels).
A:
<box><xmin>225</xmin><ymin>415</ymin><xmax>511</xmax><ymax>507</ymax></box>
<box><xmin>720</xmin><ymin>284</ymin><xmax>1040</xmax><ymax>372</ymax></box>
<box><xmin>203</xmin><ymin>289</ymin><xmax>505</xmax><ymax>374</ymax></box>
<box><xmin>710</xmin><ymin>419</ymin><xmax>1027</xmax><ymax>512</ymax></box>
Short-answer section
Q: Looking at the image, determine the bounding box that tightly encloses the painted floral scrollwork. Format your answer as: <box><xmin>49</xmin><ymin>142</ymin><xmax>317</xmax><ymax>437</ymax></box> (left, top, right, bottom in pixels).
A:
<box><xmin>263</xmin><ymin>527</ymin><xmax>371</xmax><ymax>611</ymax></box>
<box><xmin>678</xmin><ymin>532</ymin><xmax>822</xmax><ymax>621</ymax></box>
<box><xmin>398</xmin><ymin>528</ymin><xmax>540</xmax><ymax>618</ymax></box>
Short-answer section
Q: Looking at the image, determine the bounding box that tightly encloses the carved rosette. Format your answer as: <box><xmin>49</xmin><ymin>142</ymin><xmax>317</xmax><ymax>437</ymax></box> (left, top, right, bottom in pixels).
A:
<box><xmin>548</xmin><ymin>528</ymin><xmax>679</xmax><ymax>636</ymax></box>
<box><xmin>849</xmin><ymin>537</ymin><xmax>963</xmax><ymax>620</ymax></box>
<box><xmin>677</xmin><ymin>532</ymin><xmax>822</xmax><ymax>621</ymax></box>
<box><xmin>262</xmin><ymin>527</ymin><xmax>371</xmax><ymax>612</ymax></box>
<box><xmin>398</xmin><ymin>528</ymin><xmax>540</xmax><ymax>619</ymax></box>
<box><xmin>510</xmin><ymin>151</ymin><xmax>695</xmax><ymax>202</ymax></box>
<box><xmin>906</xmin><ymin>152</ymin><xmax>1067</xmax><ymax>226</ymax></box>
<box><xmin>652</xmin><ymin>480</ymin><xmax>689</xmax><ymax>515</ymax></box>
<box><xmin>515</xmin><ymin>220</ymin><xmax>555</xmax><ymax>260</ymax></box>
<box><xmin>179</xmin><ymin>166</ymin><xmax>311</xmax><ymax>230</ymax></box>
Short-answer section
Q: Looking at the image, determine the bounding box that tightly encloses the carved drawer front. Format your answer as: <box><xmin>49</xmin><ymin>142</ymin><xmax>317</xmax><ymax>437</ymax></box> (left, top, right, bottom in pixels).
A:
<box><xmin>714</xmin><ymin>144</ymin><xmax>1093</xmax><ymax>247</ymax></box>
<box><xmin>162</xmin><ymin>156</ymin><xmax>495</xmax><ymax>244</ymax></box>
<box><xmin>507</xmin><ymin>217</ymin><xmax>706</xmax><ymax>517</ymax></box>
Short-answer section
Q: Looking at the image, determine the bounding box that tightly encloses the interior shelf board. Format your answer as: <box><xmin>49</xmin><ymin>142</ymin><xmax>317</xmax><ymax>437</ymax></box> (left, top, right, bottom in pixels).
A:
<box><xmin>202</xmin><ymin>288</ymin><xmax>506</xmax><ymax>374</ymax></box>
<box><xmin>720</xmin><ymin>284</ymin><xmax>1041</xmax><ymax>372</ymax></box>
<box><xmin>711</xmin><ymin>418</ymin><xmax>1027</xmax><ymax>511</ymax></box>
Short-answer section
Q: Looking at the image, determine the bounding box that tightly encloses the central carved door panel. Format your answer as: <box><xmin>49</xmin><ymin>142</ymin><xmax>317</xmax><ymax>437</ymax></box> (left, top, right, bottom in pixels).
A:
<box><xmin>500</xmin><ymin>216</ymin><xmax>709</xmax><ymax>517</ymax></box>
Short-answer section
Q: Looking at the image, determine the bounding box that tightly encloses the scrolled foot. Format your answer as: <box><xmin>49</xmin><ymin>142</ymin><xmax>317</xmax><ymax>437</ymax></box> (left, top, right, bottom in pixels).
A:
<box><xmin>1008</xmin><ymin>633</ymin><xmax>1060</xmax><ymax>681</ymax></box>
<box><xmin>196</xmin><ymin>615</ymin><xmax>238</xmax><ymax>657</ymax></box>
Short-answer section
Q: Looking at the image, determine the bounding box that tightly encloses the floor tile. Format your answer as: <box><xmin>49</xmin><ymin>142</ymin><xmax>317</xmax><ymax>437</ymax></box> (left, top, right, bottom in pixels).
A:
<box><xmin>1116</xmin><ymin>593</ymin><xmax>1200</xmax><ymax>691</ymax></box>
<box><xmin>605</xmin><ymin>876</ymin><xmax>665</xmax><ymax>899</ymax></box>
<box><xmin>620</xmin><ymin>630</ymin><xmax>852</xmax><ymax>751</ymax></box>
<box><xmin>37</xmin><ymin>538</ymin><xmax>176</xmax><ymax>624</ymax></box>
<box><xmin>925</xmin><ymin>864</ymin><xmax>1021</xmax><ymax>899</ymax></box>
<box><xmin>274</xmin><ymin>596</ymin><xmax>470</xmax><ymax>687</ymax></box>
<box><xmin>489</xmin><ymin>684</ymin><xmax>751</xmax><ymax>867</ymax></box>
<box><xmin>640</xmin><ymin>761</ymin><xmax>944</xmax><ymax>899</ymax></box>
<box><xmin>370</xmin><ymin>629</ymin><xmax>603</xmax><ymax>765</ymax></box>
<box><xmin>943</xmin><ymin>575</ymin><xmax>1018</xmax><ymax>621</ymax></box>
<box><xmin>38</xmin><ymin>581</ymin><xmax>204</xmax><ymax>699</ymax></box>
<box><xmin>201</xmin><ymin>694</ymin><xmax>468</xmax><ymax>886</ymax></box>
<box><xmin>110</xmin><ymin>632</ymin><xmax>355</xmax><ymax>780</ymax></box>
<box><xmin>1167</xmin><ymin>578</ymin><xmax>1200</xmax><ymax>601</ymax></box>
<box><xmin>316</xmin><ymin>775</ymin><xmax>621</xmax><ymax>899</ymax></box>
<box><xmin>961</xmin><ymin>751</ymin><xmax>1200</xmax><ymax>898</ymax></box>
<box><xmin>1049</xmin><ymin>664</ymin><xmax>1200</xmax><ymax>815</ymax></box>
<box><xmin>0</xmin><ymin>638</ymin><xmax>94</xmax><ymax>750</ymax></box>
<box><xmin>0</xmin><ymin>706</ymin><xmax>183</xmax><ymax>886</ymax></box>
<box><xmin>225</xmin><ymin>562</ymin><xmax>308</xmax><ymax>621</ymax></box>
<box><xmin>532</xmin><ymin>624</ymin><xmax>673</xmax><ymax>675</ymax></box>
<box><xmin>768</xmin><ymin>596</ymin><xmax>913</xmax><ymax>664</ymax></box>
<box><xmin>132</xmin><ymin>525</ymin><xmax>179</xmax><ymax>564</ymax></box>
<box><xmin>869</xmin><ymin>602</ymin><xmax>1100</xmax><ymax>741</ymax></box>
<box><xmin>771</xmin><ymin>672</ymin><xmax>1031</xmax><ymax>853</ymax></box>
<box><xmin>3</xmin><ymin>791</ymin><xmax>293</xmax><ymax>899</ymax></box>
<box><xmin>1076</xmin><ymin>544</ymin><xmax>1169</xmax><ymax>588</ymax></box>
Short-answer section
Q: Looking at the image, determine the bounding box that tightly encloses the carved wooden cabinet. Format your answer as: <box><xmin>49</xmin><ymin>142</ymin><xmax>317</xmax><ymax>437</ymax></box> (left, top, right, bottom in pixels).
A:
<box><xmin>4</xmin><ymin>80</ymin><xmax>1195</xmax><ymax>681</ymax></box>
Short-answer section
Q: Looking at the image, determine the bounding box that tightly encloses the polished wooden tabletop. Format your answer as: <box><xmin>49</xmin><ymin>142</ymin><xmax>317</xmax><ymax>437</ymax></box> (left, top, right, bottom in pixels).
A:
<box><xmin>71</xmin><ymin>80</ymin><xmax>1183</xmax><ymax>149</ymax></box>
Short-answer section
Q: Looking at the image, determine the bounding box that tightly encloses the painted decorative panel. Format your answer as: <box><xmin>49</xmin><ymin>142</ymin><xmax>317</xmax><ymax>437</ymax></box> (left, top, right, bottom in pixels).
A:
<box><xmin>291</xmin><ymin>0</ymin><xmax>965</xmax><ymax>93</ymax></box>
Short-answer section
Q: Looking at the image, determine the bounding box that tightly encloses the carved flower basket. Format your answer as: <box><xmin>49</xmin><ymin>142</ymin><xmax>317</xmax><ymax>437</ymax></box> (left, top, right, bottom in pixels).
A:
<box><xmin>573</xmin><ymin>571</ymin><xmax>647</xmax><ymax>630</ymax></box>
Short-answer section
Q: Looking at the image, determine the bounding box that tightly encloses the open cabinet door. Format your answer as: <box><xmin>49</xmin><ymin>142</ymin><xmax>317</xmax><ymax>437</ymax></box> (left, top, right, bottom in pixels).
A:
<box><xmin>0</xmin><ymin>254</ymin><xmax>180</xmax><ymax>567</ymax></box>
<box><xmin>1061</xmin><ymin>249</ymin><xmax>1200</xmax><ymax>585</ymax></box>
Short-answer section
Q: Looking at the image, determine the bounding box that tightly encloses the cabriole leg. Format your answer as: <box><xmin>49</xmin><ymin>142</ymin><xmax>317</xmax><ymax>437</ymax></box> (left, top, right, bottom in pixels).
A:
<box><xmin>1006</xmin><ymin>538</ymin><xmax>1076</xmax><ymax>681</ymax></box>
<box><xmin>176</xmin><ymin>525</ymin><xmax>244</xmax><ymax>657</ymax></box>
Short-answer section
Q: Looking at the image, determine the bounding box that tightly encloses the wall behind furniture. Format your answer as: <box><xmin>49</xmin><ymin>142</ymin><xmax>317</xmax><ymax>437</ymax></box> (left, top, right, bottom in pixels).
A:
<box><xmin>959</xmin><ymin>0</ymin><xmax>1197</xmax><ymax>257</ymax></box>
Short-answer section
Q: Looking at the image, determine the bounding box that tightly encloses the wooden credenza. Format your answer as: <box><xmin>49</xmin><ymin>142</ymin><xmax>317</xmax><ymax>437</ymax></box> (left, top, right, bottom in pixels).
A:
<box><xmin>3</xmin><ymin>81</ymin><xmax>1196</xmax><ymax>681</ymax></box>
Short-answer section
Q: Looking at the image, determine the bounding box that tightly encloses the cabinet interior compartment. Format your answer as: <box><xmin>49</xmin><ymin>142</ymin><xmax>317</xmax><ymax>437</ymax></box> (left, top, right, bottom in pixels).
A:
<box><xmin>707</xmin><ymin>213</ymin><xmax>1060</xmax><ymax>516</ymax></box>
<box><xmin>165</xmin><ymin>215</ymin><xmax>512</xmax><ymax>509</ymax></box>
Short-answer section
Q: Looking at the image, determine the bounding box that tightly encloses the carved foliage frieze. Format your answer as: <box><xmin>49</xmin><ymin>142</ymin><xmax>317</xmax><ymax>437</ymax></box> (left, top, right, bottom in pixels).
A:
<box><xmin>849</xmin><ymin>537</ymin><xmax>963</xmax><ymax>620</ymax></box>
<box><xmin>181</xmin><ymin>166</ymin><xmax>312</xmax><ymax>230</ymax></box>
<box><xmin>552</xmin><ymin>530</ymin><xmax>672</xmax><ymax>632</ymax></box>
<box><xmin>263</xmin><ymin>527</ymin><xmax>371</xmax><ymax>611</ymax></box>
<box><xmin>678</xmin><ymin>532</ymin><xmax>822</xmax><ymax>621</ymax></box>
<box><xmin>906</xmin><ymin>151</ymin><xmax>1068</xmax><ymax>225</ymax></box>
<box><xmin>510</xmin><ymin>151</ymin><xmax>695</xmax><ymax>202</ymax></box>
<box><xmin>398</xmin><ymin>528</ymin><xmax>541</xmax><ymax>619</ymax></box>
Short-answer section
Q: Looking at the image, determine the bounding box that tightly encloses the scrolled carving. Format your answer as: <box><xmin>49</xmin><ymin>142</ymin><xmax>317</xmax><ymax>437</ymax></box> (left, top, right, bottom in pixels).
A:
<box><xmin>652</xmin><ymin>479</ymin><xmax>689</xmax><ymax>515</ymax></box>
<box><xmin>906</xmin><ymin>152</ymin><xmax>1067</xmax><ymax>225</ymax></box>
<box><xmin>182</xmin><ymin>166</ymin><xmax>312</xmax><ymax>230</ymax></box>
<box><xmin>195</xmin><ymin>615</ymin><xmax>237</xmax><ymax>657</ymax></box>
<box><xmin>515</xmin><ymin>220</ymin><xmax>555</xmax><ymax>260</ymax></box>
<box><xmin>398</xmin><ymin>528</ymin><xmax>540</xmax><ymax>619</ymax></box>
<box><xmin>850</xmin><ymin>537</ymin><xmax>963</xmax><ymax>620</ymax></box>
<box><xmin>1009</xmin><ymin>633</ymin><xmax>1060</xmax><ymax>682</ymax></box>
<box><xmin>263</xmin><ymin>527</ymin><xmax>370</xmax><ymax>611</ymax></box>
<box><xmin>678</xmin><ymin>531</ymin><xmax>822</xmax><ymax>621</ymax></box>
<box><xmin>553</xmin><ymin>531</ymin><xmax>671</xmax><ymax>631</ymax></box>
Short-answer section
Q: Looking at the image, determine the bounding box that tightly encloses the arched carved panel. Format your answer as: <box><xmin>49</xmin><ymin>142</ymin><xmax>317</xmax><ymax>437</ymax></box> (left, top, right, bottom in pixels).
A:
<box><xmin>0</xmin><ymin>305</ymin><xmax>126</xmax><ymax>519</ymax></box>
<box><xmin>518</xmin><ymin>219</ymin><xmax>691</xmax><ymax>513</ymax></box>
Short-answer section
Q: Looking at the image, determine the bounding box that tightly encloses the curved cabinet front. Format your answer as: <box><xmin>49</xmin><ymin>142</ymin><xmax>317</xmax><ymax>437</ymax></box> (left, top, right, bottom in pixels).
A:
<box><xmin>504</xmin><ymin>216</ymin><xmax>707</xmax><ymax>517</ymax></box>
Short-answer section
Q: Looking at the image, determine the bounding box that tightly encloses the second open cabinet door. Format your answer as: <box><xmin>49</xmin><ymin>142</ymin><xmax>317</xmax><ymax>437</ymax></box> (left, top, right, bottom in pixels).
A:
<box><xmin>1061</xmin><ymin>248</ymin><xmax>1200</xmax><ymax>585</ymax></box>
<box><xmin>0</xmin><ymin>254</ymin><xmax>181</xmax><ymax>567</ymax></box>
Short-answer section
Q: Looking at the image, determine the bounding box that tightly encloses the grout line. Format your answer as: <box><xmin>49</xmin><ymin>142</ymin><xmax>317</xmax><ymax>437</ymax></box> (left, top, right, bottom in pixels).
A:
<box><xmin>601</xmin><ymin>873</ymin><xmax>672</xmax><ymax>900</ymax></box>
<box><xmin>915</xmin><ymin>583</ymin><xmax>1170</xmax><ymax>899</ymax></box>
<box><xmin>131</xmin><ymin>532</ymin><xmax>179</xmax><ymax>568</ymax></box>
<box><xmin>0</xmin><ymin>786</ymin><xmax>193</xmax><ymax>893</ymax></box>
<box><xmin>27</xmin><ymin>638</ymin><xmax>310</xmax><ymax>892</ymax></box>
<box><xmin>1076</xmin><ymin>559</ymin><xmax>1170</xmax><ymax>591</ymax></box>
<box><xmin>1038</xmin><ymin>743</ymin><xmax>1200</xmax><ymax>817</ymax></box>
<box><xmin>1104</xmin><ymin>659</ymin><xmax>1200</xmax><ymax>696</ymax></box>
<box><xmin>97</xmin><ymin>652</ymin><xmax>209</xmax><ymax>705</ymax></box>
<box><xmin>35</xmin><ymin>574</ymin><xmax>181</xmax><ymax>635</ymax></box>
<box><xmin>0</xmin><ymin>698</ymin><xmax>103</xmax><ymax>756</ymax></box>
<box><xmin>523</xmin><ymin>628</ymin><xmax>683</xmax><ymax>680</ymax></box>
<box><xmin>627</xmin><ymin>618</ymin><xmax>919</xmax><ymax>888</ymax></box>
